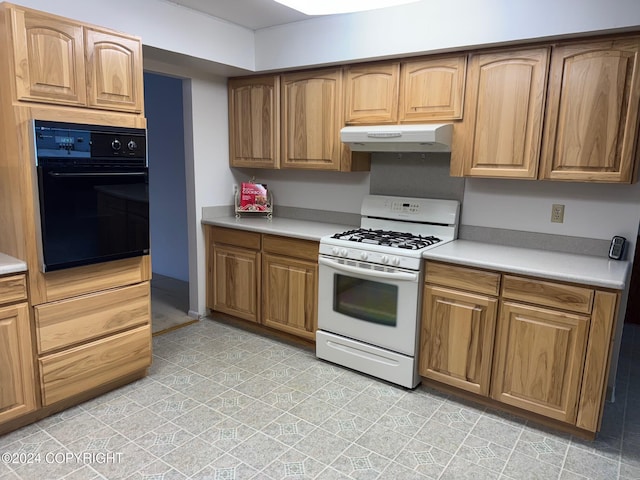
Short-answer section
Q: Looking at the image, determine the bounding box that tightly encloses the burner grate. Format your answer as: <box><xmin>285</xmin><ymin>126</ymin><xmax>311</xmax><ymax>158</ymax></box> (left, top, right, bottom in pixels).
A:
<box><xmin>331</xmin><ymin>228</ymin><xmax>441</xmax><ymax>250</ymax></box>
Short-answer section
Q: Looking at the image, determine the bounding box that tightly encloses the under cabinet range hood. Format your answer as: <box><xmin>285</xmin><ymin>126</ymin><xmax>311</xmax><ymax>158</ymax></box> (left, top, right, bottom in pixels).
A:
<box><xmin>340</xmin><ymin>123</ymin><xmax>453</xmax><ymax>152</ymax></box>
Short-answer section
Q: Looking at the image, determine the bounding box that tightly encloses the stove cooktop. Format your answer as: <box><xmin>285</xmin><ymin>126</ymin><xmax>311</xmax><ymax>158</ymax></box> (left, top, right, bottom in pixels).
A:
<box><xmin>330</xmin><ymin>228</ymin><xmax>442</xmax><ymax>250</ymax></box>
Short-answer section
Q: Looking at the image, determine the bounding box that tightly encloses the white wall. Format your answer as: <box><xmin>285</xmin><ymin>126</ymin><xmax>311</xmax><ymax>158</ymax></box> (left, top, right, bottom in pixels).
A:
<box><xmin>231</xmin><ymin>169</ymin><xmax>370</xmax><ymax>215</ymax></box>
<box><xmin>255</xmin><ymin>0</ymin><xmax>640</xmax><ymax>70</ymax></box>
<box><xmin>462</xmin><ymin>178</ymin><xmax>640</xmax><ymax>246</ymax></box>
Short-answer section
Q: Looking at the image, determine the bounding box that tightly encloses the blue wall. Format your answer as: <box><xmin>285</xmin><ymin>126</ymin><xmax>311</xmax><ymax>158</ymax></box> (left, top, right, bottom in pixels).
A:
<box><xmin>144</xmin><ymin>72</ymin><xmax>189</xmax><ymax>282</ymax></box>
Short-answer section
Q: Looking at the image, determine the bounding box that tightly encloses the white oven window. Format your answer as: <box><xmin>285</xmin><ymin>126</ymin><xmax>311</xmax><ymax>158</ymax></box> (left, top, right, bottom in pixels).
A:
<box><xmin>333</xmin><ymin>274</ymin><xmax>398</xmax><ymax>326</ymax></box>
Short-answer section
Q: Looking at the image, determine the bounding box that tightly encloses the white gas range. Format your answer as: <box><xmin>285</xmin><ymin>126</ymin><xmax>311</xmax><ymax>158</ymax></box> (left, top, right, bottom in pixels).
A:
<box><xmin>316</xmin><ymin>194</ymin><xmax>460</xmax><ymax>388</ymax></box>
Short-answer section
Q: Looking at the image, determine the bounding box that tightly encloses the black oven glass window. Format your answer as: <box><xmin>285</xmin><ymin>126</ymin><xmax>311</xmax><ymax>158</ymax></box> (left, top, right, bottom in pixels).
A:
<box><xmin>333</xmin><ymin>274</ymin><xmax>398</xmax><ymax>326</ymax></box>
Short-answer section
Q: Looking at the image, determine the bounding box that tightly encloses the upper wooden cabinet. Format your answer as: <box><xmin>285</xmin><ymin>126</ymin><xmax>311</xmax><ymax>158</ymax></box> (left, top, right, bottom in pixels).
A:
<box><xmin>451</xmin><ymin>47</ymin><xmax>549</xmax><ymax>179</ymax></box>
<box><xmin>281</xmin><ymin>68</ymin><xmax>346</xmax><ymax>170</ymax></box>
<box><xmin>343</xmin><ymin>55</ymin><xmax>466</xmax><ymax>125</ymax></box>
<box><xmin>228</xmin><ymin>76</ymin><xmax>280</xmax><ymax>168</ymax></box>
<box><xmin>540</xmin><ymin>37</ymin><xmax>640</xmax><ymax>183</ymax></box>
<box><xmin>399</xmin><ymin>55</ymin><xmax>467</xmax><ymax>122</ymax></box>
<box><xmin>85</xmin><ymin>27</ymin><xmax>143</xmax><ymax>112</ymax></box>
<box><xmin>453</xmin><ymin>36</ymin><xmax>640</xmax><ymax>183</ymax></box>
<box><xmin>4</xmin><ymin>4</ymin><xmax>143</xmax><ymax>113</ymax></box>
<box><xmin>344</xmin><ymin>62</ymin><xmax>400</xmax><ymax>124</ymax></box>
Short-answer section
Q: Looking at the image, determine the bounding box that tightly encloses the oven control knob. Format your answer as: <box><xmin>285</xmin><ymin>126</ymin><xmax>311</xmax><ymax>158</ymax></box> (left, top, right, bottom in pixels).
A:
<box><xmin>111</xmin><ymin>139</ymin><xmax>122</xmax><ymax>151</ymax></box>
<box><xmin>332</xmin><ymin>247</ymin><xmax>340</xmax><ymax>255</ymax></box>
<box><xmin>360</xmin><ymin>252</ymin><xmax>368</xmax><ymax>260</ymax></box>
<box><xmin>127</xmin><ymin>140</ymin><xmax>138</xmax><ymax>151</ymax></box>
<box><xmin>392</xmin><ymin>257</ymin><xmax>401</xmax><ymax>266</ymax></box>
<box><xmin>340</xmin><ymin>248</ymin><xmax>348</xmax><ymax>257</ymax></box>
<box><xmin>381</xmin><ymin>255</ymin><xmax>389</xmax><ymax>264</ymax></box>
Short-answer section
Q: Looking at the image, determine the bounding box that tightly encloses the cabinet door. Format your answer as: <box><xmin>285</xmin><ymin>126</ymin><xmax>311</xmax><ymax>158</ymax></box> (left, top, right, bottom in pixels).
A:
<box><xmin>85</xmin><ymin>27</ymin><xmax>143</xmax><ymax>112</ymax></box>
<box><xmin>0</xmin><ymin>303</ymin><xmax>37</xmax><ymax>424</ymax></box>
<box><xmin>281</xmin><ymin>68</ymin><xmax>344</xmax><ymax>170</ymax></box>
<box><xmin>451</xmin><ymin>48</ymin><xmax>549</xmax><ymax>178</ymax></box>
<box><xmin>540</xmin><ymin>37</ymin><xmax>640</xmax><ymax>182</ymax></box>
<box><xmin>345</xmin><ymin>62</ymin><xmax>400</xmax><ymax>124</ymax></box>
<box><xmin>492</xmin><ymin>301</ymin><xmax>589</xmax><ymax>423</ymax></box>
<box><xmin>262</xmin><ymin>253</ymin><xmax>317</xmax><ymax>341</ymax></box>
<box><xmin>10</xmin><ymin>8</ymin><xmax>87</xmax><ymax>106</ymax></box>
<box><xmin>420</xmin><ymin>285</ymin><xmax>497</xmax><ymax>396</ymax></box>
<box><xmin>211</xmin><ymin>244</ymin><xmax>260</xmax><ymax>322</ymax></box>
<box><xmin>228</xmin><ymin>76</ymin><xmax>280</xmax><ymax>168</ymax></box>
<box><xmin>399</xmin><ymin>55</ymin><xmax>466</xmax><ymax>122</ymax></box>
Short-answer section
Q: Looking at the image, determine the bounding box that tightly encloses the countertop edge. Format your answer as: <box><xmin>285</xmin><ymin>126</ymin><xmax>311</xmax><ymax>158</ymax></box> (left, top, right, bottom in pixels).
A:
<box><xmin>0</xmin><ymin>253</ymin><xmax>27</xmax><ymax>275</ymax></box>
<box><xmin>423</xmin><ymin>240</ymin><xmax>630</xmax><ymax>290</ymax></box>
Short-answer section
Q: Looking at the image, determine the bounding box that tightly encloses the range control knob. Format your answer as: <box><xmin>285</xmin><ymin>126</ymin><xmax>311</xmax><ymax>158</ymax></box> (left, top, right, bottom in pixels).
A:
<box><xmin>392</xmin><ymin>257</ymin><xmax>401</xmax><ymax>266</ymax></box>
<box><xmin>332</xmin><ymin>247</ymin><xmax>340</xmax><ymax>256</ymax></box>
<box><xmin>360</xmin><ymin>251</ymin><xmax>368</xmax><ymax>260</ymax></box>
<box><xmin>111</xmin><ymin>139</ymin><xmax>122</xmax><ymax>151</ymax></box>
<box><xmin>381</xmin><ymin>255</ymin><xmax>389</xmax><ymax>264</ymax></box>
<box><xmin>127</xmin><ymin>140</ymin><xmax>138</xmax><ymax>151</ymax></box>
<box><xmin>340</xmin><ymin>248</ymin><xmax>348</xmax><ymax>257</ymax></box>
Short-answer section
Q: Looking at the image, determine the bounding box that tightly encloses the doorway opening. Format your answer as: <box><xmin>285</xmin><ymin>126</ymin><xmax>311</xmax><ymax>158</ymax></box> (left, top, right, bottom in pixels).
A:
<box><xmin>144</xmin><ymin>71</ymin><xmax>194</xmax><ymax>334</ymax></box>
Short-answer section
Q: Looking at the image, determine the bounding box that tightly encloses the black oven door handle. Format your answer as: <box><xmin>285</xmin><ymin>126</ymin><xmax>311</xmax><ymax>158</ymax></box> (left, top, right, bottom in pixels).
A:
<box><xmin>47</xmin><ymin>171</ymin><xmax>147</xmax><ymax>177</ymax></box>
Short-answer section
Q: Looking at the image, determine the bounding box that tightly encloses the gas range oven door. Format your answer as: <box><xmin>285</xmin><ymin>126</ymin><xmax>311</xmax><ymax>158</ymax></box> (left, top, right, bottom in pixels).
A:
<box><xmin>317</xmin><ymin>255</ymin><xmax>422</xmax><ymax>356</ymax></box>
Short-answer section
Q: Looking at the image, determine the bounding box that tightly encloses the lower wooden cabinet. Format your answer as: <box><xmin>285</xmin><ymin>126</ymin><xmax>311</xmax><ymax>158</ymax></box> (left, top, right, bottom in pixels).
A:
<box><xmin>491</xmin><ymin>301</ymin><xmax>589</xmax><ymax>423</ymax></box>
<box><xmin>39</xmin><ymin>324</ymin><xmax>151</xmax><ymax>406</ymax></box>
<box><xmin>262</xmin><ymin>234</ymin><xmax>318</xmax><ymax>340</ymax></box>
<box><xmin>421</xmin><ymin>260</ymin><xmax>620</xmax><ymax>434</ymax></box>
<box><xmin>206</xmin><ymin>226</ymin><xmax>319</xmax><ymax>341</ymax></box>
<box><xmin>0</xmin><ymin>301</ymin><xmax>37</xmax><ymax>424</ymax></box>
<box><xmin>420</xmin><ymin>285</ymin><xmax>497</xmax><ymax>396</ymax></box>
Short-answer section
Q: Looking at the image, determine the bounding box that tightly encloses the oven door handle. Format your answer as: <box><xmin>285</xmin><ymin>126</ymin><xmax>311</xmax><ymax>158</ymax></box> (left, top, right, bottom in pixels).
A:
<box><xmin>318</xmin><ymin>256</ymin><xmax>418</xmax><ymax>282</ymax></box>
<box><xmin>48</xmin><ymin>171</ymin><xmax>147</xmax><ymax>177</ymax></box>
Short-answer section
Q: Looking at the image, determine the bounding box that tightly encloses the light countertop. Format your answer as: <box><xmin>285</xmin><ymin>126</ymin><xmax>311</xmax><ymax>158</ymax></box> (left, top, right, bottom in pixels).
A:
<box><xmin>423</xmin><ymin>240</ymin><xmax>630</xmax><ymax>290</ymax></box>
<box><xmin>0</xmin><ymin>252</ymin><xmax>27</xmax><ymax>275</ymax></box>
<box><xmin>201</xmin><ymin>214</ymin><xmax>356</xmax><ymax>242</ymax></box>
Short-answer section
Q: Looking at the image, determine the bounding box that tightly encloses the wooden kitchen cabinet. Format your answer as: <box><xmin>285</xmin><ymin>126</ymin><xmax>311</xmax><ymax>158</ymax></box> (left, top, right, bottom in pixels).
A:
<box><xmin>281</xmin><ymin>68</ymin><xmax>345</xmax><ymax>170</ymax></box>
<box><xmin>491</xmin><ymin>301</ymin><xmax>589</xmax><ymax>423</ymax></box>
<box><xmin>421</xmin><ymin>263</ymin><xmax>500</xmax><ymax>396</ymax></box>
<box><xmin>540</xmin><ymin>37</ymin><xmax>640</xmax><ymax>182</ymax></box>
<box><xmin>399</xmin><ymin>54</ymin><xmax>467</xmax><ymax>122</ymax></box>
<box><xmin>4</xmin><ymin>4</ymin><xmax>143</xmax><ymax>113</ymax></box>
<box><xmin>85</xmin><ymin>27</ymin><xmax>144</xmax><ymax>112</ymax></box>
<box><xmin>422</xmin><ymin>261</ymin><xmax>620</xmax><ymax>435</ymax></box>
<box><xmin>207</xmin><ymin>226</ymin><xmax>261</xmax><ymax>323</ymax></box>
<box><xmin>281</xmin><ymin>68</ymin><xmax>369</xmax><ymax>172</ymax></box>
<box><xmin>344</xmin><ymin>62</ymin><xmax>400</xmax><ymax>124</ymax></box>
<box><xmin>0</xmin><ymin>274</ymin><xmax>36</xmax><ymax>425</ymax></box>
<box><xmin>228</xmin><ymin>75</ymin><xmax>280</xmax><ymax>168</ymax></box>
<box><xmin>450</xmin><ymin>47</ymin><xmax>549</xmax><ymax>178</ymax></box>
<box><xmin>262</xmin><ymin>235</ymin><xmax>318</xmax><ymax>341</ymax></box>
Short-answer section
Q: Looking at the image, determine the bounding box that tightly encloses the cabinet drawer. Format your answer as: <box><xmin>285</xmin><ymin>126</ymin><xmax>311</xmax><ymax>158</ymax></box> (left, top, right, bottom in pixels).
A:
<box><xmin>425</xmin><ymin>262</ymin><xmax>500</xmax><ymax>296</ymax></box>
<box><xmin>35</xmin><ymin>282</ymin><xmax>150</xmax><ymax>354</ymax></box>
<box><xmin>0</xmin><ymin>274</ymin><xmax>27</xmax><ymax>304</ymax></box>
<box><xmin>263</xmin><ymin>234</ymin><xmax>318</xmax><ymax>262</ymax></box>
<box><xmin>502</xmin><ymin>275</ymin><xmax>594</xmax><ymax>314</ymax></box>
<box><xmin>210</xmin><ymin>226</ymin><xmax>261</xmax><ymax>250</ymax></box>
<box><xmin>39</xmin><ymin>324</ymin><xmax>151</xmax><ymax>406</ymax></box>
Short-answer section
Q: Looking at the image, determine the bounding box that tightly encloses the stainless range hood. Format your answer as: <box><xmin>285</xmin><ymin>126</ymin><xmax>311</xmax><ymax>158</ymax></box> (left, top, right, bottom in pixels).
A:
<box><xmin>341</xmin><ymin>123</ymin><xmax>453</xmax><ymax>152</ymax></box>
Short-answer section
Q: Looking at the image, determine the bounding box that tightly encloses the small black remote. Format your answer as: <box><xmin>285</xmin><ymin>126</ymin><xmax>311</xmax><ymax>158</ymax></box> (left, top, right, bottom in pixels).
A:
<box><xmin>608</xmin><ymin>236</ymin><xmax>626</xmax><ymax>260</ymax></box>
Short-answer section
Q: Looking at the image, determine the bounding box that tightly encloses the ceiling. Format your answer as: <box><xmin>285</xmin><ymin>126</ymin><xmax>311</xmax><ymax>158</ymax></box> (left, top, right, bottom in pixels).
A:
<box><xmin>166</xmin><ymin>0</ymin><xmax>318</xmax><ymax>30</ymax></box>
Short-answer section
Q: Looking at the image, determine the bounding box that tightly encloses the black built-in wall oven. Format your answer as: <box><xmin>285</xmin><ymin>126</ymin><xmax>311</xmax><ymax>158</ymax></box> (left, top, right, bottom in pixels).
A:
<box><xmin>34</xmin><ymin>120</ymin><xmax>150</xmax><ymax>272</ymax></box>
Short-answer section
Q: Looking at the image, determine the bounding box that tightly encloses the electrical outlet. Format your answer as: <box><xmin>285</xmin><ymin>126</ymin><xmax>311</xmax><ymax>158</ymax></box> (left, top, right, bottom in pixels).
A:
<box><xmin>551</xmin><ymin>204</ymin><xmax>565</xmax><ymax>223</ymax></box>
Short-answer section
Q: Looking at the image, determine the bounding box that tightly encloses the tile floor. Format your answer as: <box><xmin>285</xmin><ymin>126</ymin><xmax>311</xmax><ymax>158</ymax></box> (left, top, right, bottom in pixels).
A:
<box><xmin>0</xmin><ymin>316</ymin><xmax>639</xmax><ymax>480</ymax></box>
